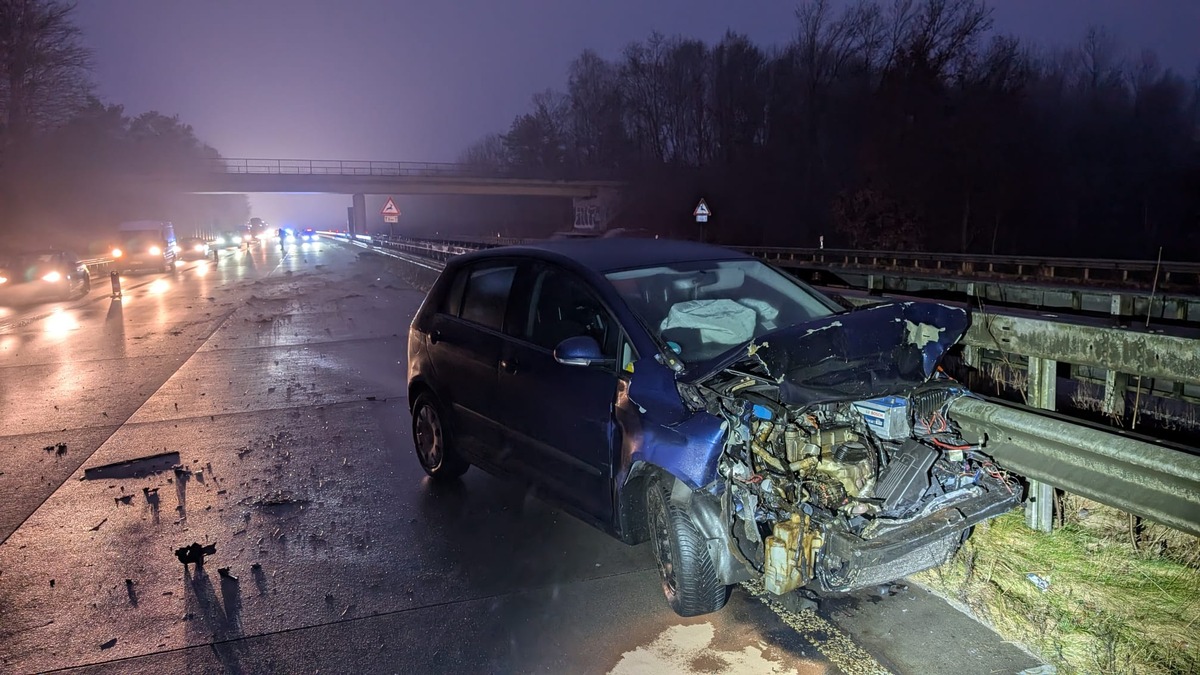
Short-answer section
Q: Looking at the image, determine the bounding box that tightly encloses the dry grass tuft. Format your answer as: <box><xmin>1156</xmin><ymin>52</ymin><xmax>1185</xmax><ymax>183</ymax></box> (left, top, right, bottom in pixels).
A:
<box><xmin>916</xmin><ymin>503</ymin><xmax>1200</xmax><ymax>675</ymax></box>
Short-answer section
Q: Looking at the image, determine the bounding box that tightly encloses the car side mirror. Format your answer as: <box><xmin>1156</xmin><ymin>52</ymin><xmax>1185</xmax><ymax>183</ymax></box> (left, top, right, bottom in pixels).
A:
<box><xmin>554</xmin><ymin>335</ymin><xmax>614</xmax><ymax>367</ymax></box>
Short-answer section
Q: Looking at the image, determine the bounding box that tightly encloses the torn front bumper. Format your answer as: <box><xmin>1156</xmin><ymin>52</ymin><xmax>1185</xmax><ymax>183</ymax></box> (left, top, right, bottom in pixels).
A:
<box><xmin>815</xmin><ymin>483</ymin><xmax>1022</xmax><ymax>592</ymax></box>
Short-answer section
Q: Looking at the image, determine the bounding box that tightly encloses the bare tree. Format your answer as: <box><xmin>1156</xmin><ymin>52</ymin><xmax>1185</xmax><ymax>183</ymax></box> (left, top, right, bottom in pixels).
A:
<box><xmin>0</xmin><ymin>0</ymin><xmax>91</xmax><ymax>146</ymax></box>
<box><xmin>711</xmin><ymin>32</ymin><xmax>766</xmax><ymax>165</ymax></box>
<box><xmin>619</xmin><ymin>32</ymin><xmax>671</xmax><ymax>162</ymax></box>
<box><xmin>458</xmin><ymin>133</ymin><xmax>508</xmax><ymax>170</ymax></box>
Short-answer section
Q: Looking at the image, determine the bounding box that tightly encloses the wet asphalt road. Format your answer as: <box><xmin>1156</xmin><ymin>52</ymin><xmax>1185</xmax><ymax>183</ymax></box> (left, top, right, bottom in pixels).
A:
<box><xmin>0</xmin><ymin>239</ymin><xmax>1043</xmax><ymax>675</ymax></box>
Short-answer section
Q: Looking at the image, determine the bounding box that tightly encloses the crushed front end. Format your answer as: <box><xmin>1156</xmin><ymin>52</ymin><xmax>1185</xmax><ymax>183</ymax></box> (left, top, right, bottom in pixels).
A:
<box><xmin>680</xmin><ymin>302</ymin><xmax>1023</xmax><ymax>595</ymax></box>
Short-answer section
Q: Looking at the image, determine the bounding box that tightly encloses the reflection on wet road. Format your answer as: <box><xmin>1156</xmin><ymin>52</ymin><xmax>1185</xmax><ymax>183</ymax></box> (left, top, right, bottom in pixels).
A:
<box><xmin>0</xmin><ymin>239</ymin><xmax>1040</xmax><ymax>674</ymax></box>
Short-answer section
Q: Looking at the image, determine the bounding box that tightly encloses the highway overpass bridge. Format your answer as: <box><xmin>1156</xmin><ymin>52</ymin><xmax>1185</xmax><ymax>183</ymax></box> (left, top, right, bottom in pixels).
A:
<box><xmin>133</xmin><ymin>158</ymin><xmax>624</xmax><ymax>235</ymax></box>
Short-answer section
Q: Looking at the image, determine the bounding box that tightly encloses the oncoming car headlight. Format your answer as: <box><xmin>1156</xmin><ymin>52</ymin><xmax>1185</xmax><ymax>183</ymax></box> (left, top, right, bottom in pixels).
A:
<box><xmin>0</xmin><ymin>276</ymin><xmax>7</xmax><ymax>284</ymax></box>
<box><xmin>194</xmin><ymin>244</ymin><xmax>206</xmax><ymax>252</ymax></box>
<box><xmin>111</xmin><ymin>248</ymin><xmax>123</xmax><ymax>258</ymax></box>
<box><xmin>148</xmin><ymin>245</ymin><xmax>162</xmax><ymax>255</ymax></box>
<box><xmin>42</xmin><ymin>271</ymin><xmax>62</xmax><ymax>283</ymax></box>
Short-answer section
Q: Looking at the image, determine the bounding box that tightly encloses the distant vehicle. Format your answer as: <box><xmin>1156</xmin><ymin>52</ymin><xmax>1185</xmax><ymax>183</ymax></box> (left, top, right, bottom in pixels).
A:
<box><xmin>178</xmin><ymin>237</ymin><xmax>211</xmax><ymax>261</ymax></box>
<box><xmin>113</xmin><ymin>221</ymin><xmax>178</xmax><ymax>273</ymax></box>
<box><xmin>248</xmin><ymin>217</ymin><xmax>269</xmax><ymax>240</ymax></box>
<box><xmin>299</xmin><ymin>228</ymin><xmax>317</xmax><ymax>242</ymax></box>
<box><xmin>211</xmin><ymin>230</ymin><xmax>249</xmax><ymax>249</ymax></box>
<box><xmin>0</xmin><ymin>249</ymin><xmax>91</xmax><ymax>304</ymax></box>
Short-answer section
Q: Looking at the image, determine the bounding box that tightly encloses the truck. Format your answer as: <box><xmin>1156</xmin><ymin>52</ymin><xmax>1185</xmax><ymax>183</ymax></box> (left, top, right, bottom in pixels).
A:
<box><xmin>112</xmin><ymin>221</ymin><xmax>178</xmax><ymax>273</ymax></box>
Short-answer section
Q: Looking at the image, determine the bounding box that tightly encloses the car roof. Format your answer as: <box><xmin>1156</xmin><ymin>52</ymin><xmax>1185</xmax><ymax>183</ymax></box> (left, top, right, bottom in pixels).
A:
<box><xmin>461</xmin><ymin>237</ymin><xmax>753</xmax><ymax>274</ymax></box>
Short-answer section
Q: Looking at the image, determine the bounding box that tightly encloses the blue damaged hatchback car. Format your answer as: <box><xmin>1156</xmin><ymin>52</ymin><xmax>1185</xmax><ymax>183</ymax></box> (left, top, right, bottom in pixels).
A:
<box><xmin>407</xmin><ymin>238</ymin><xmax>1021</xmax><ymax>616</ymax></box>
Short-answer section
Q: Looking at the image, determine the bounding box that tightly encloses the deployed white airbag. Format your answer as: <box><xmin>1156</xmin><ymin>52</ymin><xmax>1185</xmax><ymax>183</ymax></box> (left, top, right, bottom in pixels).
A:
<box><xmin>661</xmin><ymin>299</ymin><xmax>757</xmax><ymax>346</ymax></box>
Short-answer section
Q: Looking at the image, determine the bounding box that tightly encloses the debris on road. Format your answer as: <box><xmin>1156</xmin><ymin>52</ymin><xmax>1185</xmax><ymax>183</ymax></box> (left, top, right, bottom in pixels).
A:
<box><xmin>43</xmin><ymin>442</ymin><xmax>68</xmax><ymax>455</ymax></box>
<box><xmin>174</xmin><ymin>542</ymin><xmax>217</xmax><ymax>568</ymax></box>
<box><xmin>99</xmin><ymin>638</ymin><xmax>116</xmax><ymax>650</ymax></box>
<box><xmin>245</xmin><ymin>489</ymin><xmax>309</xmax><ymax>509</ymax></box>
<box><xmin>89</xmin><ymin>518</ymin><xmax>108</xmax><ymax>531</ymax></box>
<box><xmin>114</xmin><ymin>494</ymin><xmax>133</xmax><ymax>505</ymax></box>
<box><xmin>1026</xmin><ymin>572</ymin><xmax>1051</xmax><ymax>592</ymax></box>
<box><xmin>83</xmin><ymin>451</ymin><xmax>180</xmax><ymax>480</ymax></box>
<box><xmin>218</xmin><ymin>567</ymin><xmax>238</xmax><ymax>582</ymax></box>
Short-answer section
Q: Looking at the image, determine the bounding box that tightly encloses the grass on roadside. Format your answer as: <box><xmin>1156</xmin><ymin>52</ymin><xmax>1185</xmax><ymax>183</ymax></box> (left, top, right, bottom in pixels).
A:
<box><xmin>915</xmin><ymin>502</ymin><xmax>1200</xmax><ymax>675</ymax></box>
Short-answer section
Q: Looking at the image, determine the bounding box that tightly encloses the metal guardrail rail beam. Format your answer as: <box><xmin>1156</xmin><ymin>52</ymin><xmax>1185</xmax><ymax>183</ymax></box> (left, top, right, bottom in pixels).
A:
<box><xmin>965</xmin><ymin>313</ymin><xmax>1200</xmax><ymax>387</ymax></box>
<box><xmin>385</xmin><ymin>235</ymin><xmax>1200</xmax><ymax>320</ymax></box>
<box><xmin>950</xmin><ymin>397</ymin><xmax>1200</xmax><ymax>537</ymax></box>
<box><xmin>744</xmin><ymin>246</ymin><xmax>1200</xmax><ymax>292</ymax></box>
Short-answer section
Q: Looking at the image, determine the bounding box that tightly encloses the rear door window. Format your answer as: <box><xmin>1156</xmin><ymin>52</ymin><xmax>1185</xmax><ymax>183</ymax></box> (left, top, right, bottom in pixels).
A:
<box><xmin>459</xmin><ymin>263</ymin><xmax>517</xmax><ymax>331</ymax></box>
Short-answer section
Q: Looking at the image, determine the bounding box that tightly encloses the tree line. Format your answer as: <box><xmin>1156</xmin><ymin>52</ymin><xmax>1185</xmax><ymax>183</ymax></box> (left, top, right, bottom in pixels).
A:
<box><xmin>0</xmin><ymin>0</ymin><xmax>247</xmax><ymax>253</ymax></box>
<box><xmin>462</xmin><ymin>0</ymin><xmax>1200</xmax><ymax>259</ymax></box>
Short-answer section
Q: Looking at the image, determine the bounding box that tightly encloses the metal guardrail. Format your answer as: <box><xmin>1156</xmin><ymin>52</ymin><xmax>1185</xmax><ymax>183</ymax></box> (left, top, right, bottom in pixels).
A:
<box><xmin>743</xmin><ymin>246</ymin><xmax>1200</xmax><ymax>292</ymax></box>
<box><xmin>388</xmin><ymin>234</ymin><xmax>1200</xmax><ymax>292</ymax></box>
<box><xmin>385</xmin><ymin>234</ymin><xmax>1200</xmax><ymax>321</ymax></box>
<box><xmin>950</xmin><ymin>397</ymin><xmax>1200</xmax><ymax>537</ymax></box>
<box><xmin>336</xmin><ymin>232</ymin><xmax>1200</xmax><ymax>535</ymax></box>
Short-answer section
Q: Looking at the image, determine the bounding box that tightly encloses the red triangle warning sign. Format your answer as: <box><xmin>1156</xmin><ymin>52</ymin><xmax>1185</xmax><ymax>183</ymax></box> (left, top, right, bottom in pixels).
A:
<box><xmin>380</xmin><ymin>198</ymin><xmax>400</xmax><ymax>217</ymax></box>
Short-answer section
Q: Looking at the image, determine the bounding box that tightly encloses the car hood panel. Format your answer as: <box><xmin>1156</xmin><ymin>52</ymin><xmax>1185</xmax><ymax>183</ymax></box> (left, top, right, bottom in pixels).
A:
<box><xmin>695</xmin><ymin>301</ymin><xmax>970</xmax><ymax>406</ymax></box>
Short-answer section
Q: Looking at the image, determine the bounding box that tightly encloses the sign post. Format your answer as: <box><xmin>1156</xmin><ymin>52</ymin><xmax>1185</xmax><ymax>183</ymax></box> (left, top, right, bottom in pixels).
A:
<box><xmin>381</xmin><ymin>197</ymin><xmax>401</xmax><ymax>239</ymax></box>
<box><xmin>693</xmin><ymin>199</ymin><xmax>711</xmax><ymax>243</ymax></box>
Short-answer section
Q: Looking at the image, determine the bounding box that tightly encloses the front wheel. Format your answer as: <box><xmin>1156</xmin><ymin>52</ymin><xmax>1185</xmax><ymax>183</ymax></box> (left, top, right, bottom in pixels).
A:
<box><xmin>411</xmin><ymin>392</ymin><xmax>469</xmax><ymax>480</ymax></box>
<box><xmin>646</xmin><ymin>477</ymin><xmax>729</xmax><ymax>617</ymax></box>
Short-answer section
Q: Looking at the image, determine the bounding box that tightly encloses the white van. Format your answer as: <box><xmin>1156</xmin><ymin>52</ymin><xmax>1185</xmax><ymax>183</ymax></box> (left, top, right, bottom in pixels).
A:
<box><xmin>114</xmin><ymin>221</ymin><xmax>179</xmax><ymax>272</ymax></box>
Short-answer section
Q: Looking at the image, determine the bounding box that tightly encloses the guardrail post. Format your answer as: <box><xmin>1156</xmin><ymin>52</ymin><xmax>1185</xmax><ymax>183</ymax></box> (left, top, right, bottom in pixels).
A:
<box><xmin>1110</xmin><ymin>294</ymin><xmax>1132</xmax><ymax>319</ymax></box>
<box><xmin>1103</xmin><ymin>370</ymin><xmax>1128</xmax><ymax>418</ymax></box>
<box><xmin>1025</xmin><ymin>356</ymin><xmax>1057</xmax><ymax>532</ymax></box>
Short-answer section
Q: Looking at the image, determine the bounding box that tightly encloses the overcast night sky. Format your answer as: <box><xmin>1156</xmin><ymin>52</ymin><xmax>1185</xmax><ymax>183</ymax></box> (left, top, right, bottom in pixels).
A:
<box><xmin>73</xmin><ymin>0</ymin><xmax>1199</xmax><ymax>225</ymax></box>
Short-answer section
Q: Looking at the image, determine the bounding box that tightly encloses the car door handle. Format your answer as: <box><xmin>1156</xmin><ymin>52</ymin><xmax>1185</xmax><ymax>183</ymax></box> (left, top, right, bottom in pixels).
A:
<box><xmin>500</xmin><ymin>358</ymin><xmax>519</xmax><ymax>374</ymax></box>
<box><xmin>429</xmin><ymin>330</ymin><xmax>442</xmax><ymax>344</ymax></box>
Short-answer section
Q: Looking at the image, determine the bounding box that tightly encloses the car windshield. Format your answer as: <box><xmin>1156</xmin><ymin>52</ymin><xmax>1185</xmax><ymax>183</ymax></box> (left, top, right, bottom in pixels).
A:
<box><xmin>605</xmin><ymin>259</ymin><xmax>837</xmax><ymax>363</ymax></box>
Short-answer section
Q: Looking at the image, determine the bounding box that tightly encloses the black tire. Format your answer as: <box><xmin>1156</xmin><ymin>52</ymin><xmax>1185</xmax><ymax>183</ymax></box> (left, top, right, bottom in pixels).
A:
<box><xmin>646</xmin><ymin>476</ymin><xmax>729</xmax><ymax>617</ymax></box>
<box><xmin>411</xmin><ymin>392</ymin><xmax>469</xmax><ymax>480</ymax></box>
<box><xmin>80</xmin><ymin>275</ymin><xmax>91</xmax><ymax>296</ymax></box>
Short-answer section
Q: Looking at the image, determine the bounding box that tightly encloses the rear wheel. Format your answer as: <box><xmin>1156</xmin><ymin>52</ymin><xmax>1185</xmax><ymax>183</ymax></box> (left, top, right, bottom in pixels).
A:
<box><xmin>646</xmin><ymin>476</ymin><xmax>729</xmax><ymax>617</ymax></box>
<box><xmin>411</xmin><ymin>392</ymin><xmax>469</xmax><ymax>480</ymax></box>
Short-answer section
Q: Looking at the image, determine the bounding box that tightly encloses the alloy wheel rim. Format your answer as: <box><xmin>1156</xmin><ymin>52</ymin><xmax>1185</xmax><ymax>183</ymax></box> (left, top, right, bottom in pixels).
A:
<box><xmin>415</xmin><ymin>405</ymin><xmax>443</xmax><ymax>469</ymax></box>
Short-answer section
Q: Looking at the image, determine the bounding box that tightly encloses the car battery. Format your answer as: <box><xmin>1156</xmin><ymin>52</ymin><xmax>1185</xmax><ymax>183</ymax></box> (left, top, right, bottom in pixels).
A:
<box><xmin>852</xmin><ymin>396</ymin><xmax>911</xmax><ymax>441</ymax></box>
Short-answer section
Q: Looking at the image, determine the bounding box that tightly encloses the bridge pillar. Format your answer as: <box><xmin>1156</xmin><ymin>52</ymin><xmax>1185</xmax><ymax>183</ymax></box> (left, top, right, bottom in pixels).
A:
<box><xmin>352</xmin><ymin>193</ymin><xmax>367</xmax><ymax>238</ymax></box>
